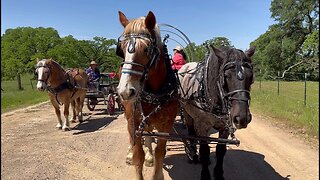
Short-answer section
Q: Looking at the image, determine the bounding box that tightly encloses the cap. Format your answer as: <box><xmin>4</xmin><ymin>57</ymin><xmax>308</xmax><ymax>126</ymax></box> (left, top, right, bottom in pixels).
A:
<box><xmin>173</xmin><ymin>45</ymin><xmax>183</xmax><ymax>51</ymax></box>
<box><xmin>90</xmin><ymin>61</ymin><xmax>98</xmax><ymax>65</ymax></box>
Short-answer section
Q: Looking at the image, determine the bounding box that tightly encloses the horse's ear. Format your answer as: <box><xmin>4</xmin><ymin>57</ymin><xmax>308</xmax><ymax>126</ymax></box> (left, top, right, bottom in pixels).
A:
<box><xmin>49</xmin><ymin>58</ymin><xmax>52</xmax><ymax>60</ymax></box>
<box><xmin>145</xmin><ymin>11</ymin><xmax>156</xmax><ymax>31</ymax></box>
<box><xmin>36</xmin><ymin>58</ymin><xmax>39</xmax><ymax>62</ymax></box>
<box><xmin>245</xmin><ymin>46</ymin><xmax>256</xmax><ymax>58</ymax></box>
<box><xmin>118</xmin><ymin>11</ymin><xmax>129</xmax><ymax>27</ymax></box>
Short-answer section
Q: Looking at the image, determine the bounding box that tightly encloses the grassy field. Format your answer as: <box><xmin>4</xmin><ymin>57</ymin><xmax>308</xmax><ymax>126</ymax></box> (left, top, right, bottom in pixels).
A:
<box><xmin>1</xmin><ymin>74</ymin><xmax>48</xmax><ymax>113</ymax></box>
<box><xmin>250</xmin><ymin>80</ymin><xmax>319</xmax><ymax>137</ymax></box>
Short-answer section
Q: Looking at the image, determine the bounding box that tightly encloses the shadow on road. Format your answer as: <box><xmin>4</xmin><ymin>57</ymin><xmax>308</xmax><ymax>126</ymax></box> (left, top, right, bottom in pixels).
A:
<box><xmin>72</xmin><ymin>116</ymin><xmax>117</xmax><ymax>135</ymax></box>
<box><xmin>164</xmin><ymin>149</ymin><xmax>290</xmax><ymax>180</ymax></box>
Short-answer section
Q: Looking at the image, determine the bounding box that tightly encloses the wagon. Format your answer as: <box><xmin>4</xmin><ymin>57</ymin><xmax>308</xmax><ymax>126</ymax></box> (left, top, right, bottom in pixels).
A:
<box><xmin>85</xmin><ymin>73</ymin><xmax>121</xmax><ymax>115</ymax></box>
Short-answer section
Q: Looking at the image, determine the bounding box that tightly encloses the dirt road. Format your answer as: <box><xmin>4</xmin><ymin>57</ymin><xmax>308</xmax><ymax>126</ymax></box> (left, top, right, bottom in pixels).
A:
<box><xmin>1</xmin><ymin>102</ymin><xmax>318</xmax><ymax>180</ymax></box>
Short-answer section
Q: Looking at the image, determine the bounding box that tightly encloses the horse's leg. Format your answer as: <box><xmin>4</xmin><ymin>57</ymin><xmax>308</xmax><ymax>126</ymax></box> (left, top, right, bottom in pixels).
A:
<box><xmin>184</xmin><ymin>110</ymin><xmax>199</xmax><ymax>163</ymax></box>
<box><xmin>127</xmin><ymin>118</ymin><xmax>145</xmax><ymax>180</ymax></box>
<box><xmin>126</xmin><ymin>145</ymin><xmax>134</xmax><ymax>165</ymax></box>
<box><xmin>71</xmin><ymin>100</ymin><xmax>76</xmax><ymax>123</ymax></box>
<box><xmin>200</xmin><ymin>142</ymin><xmax>211</xmax><ymax>180</ymax></box>
<box><xmin>74</xmin><ymin>97</ymin><xmax>81</xmax><ymax>122</ymax></box>
<box><xmin>213</xmin><ymin>130</ymin><xmax>229</xmax><ymax>180</ymax></box>
<box><xmin>62</xmin><ymin>100</ymin><xmax>71</xmax><ymax>131</ymax></box>
<box><xmin>152</xmin><ymin>138</ymin><xmax>166</xmax><ymax>180</ymax></box>
<box><xmin>78</xmin><ymin>96</ymin><xmax>85</xmax><ymax>123</ymax></box>
<box><xmin>144</xmin><ymin>136</ymin><xmax>154</xmax><ymax>167</ymax></box>
<box><xmin>50</xmin><ymin>98</ymin><xmax>63</xmax><ymax>129</ymax></box>
<box><xmin>132</xmin><ymin>137</ymin><xmax>145</xmax><ymax>180</ymax></box>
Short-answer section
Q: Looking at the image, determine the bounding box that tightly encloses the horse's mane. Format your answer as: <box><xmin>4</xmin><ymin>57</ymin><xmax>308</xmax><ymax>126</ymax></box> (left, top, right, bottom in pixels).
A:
<box><xmin>123</xmin><ymin>17</ymin><xmax>162</xmax><ymax>49</ymax></box>
<box><xmin>46</xmin><ymin>59</ymin><xmax>66</xmax><ymax>73</ymax></box>
<box><xmin>222</xmin><ymin>47</ymin><xmax>250</xmax><ymax>64</ymax></box>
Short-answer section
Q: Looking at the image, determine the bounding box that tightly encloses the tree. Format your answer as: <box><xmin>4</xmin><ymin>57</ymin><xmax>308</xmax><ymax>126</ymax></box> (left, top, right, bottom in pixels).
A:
<box><xmin>74</xmin><ymin>37</ymin><xmax>120</xmax><ymax>72</ymax></box>
<box><xmin>251</xmin><ymin>0</ymin><xmax>319</xmax><ymax>80</ymax></box>
<box><xmin>185</xmin><ymin>37</ymin><xmax>233</xmax><ymax>62</ymax></box>
<box><xmin>1</xmin><ymin>27</ymin><xmax>61</xmax><ymax>89</ymax></box>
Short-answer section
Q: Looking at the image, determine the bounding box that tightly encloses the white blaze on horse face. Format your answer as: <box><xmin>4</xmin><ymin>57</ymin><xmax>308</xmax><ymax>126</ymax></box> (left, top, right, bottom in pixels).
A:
<box><xmin>117</xmin><ymin>52</ymin><xmax>141</xmax><ymax>101</ymax></box>
<box><xmin>36</xmin><ymin>61</ymin><xmax>47</xmax><ymax>90</ymax></box>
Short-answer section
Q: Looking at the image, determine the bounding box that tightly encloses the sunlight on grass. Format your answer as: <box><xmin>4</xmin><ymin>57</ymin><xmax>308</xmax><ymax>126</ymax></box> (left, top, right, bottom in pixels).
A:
<box><xmin>251</xmin><ymin>80</ymin><xmax>319</xmax><ymax>137</ymax></box>
<box><xmin>1</xmin><ymin>74</ymin><xmax>48</xmax><ymax>113</ymax></box>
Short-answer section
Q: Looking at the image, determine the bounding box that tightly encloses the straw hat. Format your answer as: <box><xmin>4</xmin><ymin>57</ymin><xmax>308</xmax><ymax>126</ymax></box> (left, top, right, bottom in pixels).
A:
<box><xmin>173</xmin><ymin>45</ymin><xmax>183</xmax><ymax>51</ymax></box>
<box><xmin>90</xmin><ymin>61</ymin><xmax>98</xmax><ymax>65</ymax></box>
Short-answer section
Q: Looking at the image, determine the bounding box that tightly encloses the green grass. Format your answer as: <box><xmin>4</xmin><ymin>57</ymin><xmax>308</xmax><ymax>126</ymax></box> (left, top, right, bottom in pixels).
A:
<box><xmin>1</xmin><ymin>74</ymin><xmax>48</xmax><ymax>113</ymax></box>
<box><xmin>251</xmin><ymin>80</ymin><xmax>319</xmax><ymax>137</ymax></box>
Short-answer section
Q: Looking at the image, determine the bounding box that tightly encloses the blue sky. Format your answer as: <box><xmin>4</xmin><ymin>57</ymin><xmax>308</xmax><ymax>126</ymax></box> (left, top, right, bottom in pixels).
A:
<box><xmin>1</xmin><ymin>0</ymin><xmax>275</xmax><ymax>51</ymax></box>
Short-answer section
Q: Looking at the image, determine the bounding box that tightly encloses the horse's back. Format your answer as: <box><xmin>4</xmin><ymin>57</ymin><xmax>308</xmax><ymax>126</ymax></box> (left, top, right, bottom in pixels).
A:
<box><xmin>68</xmin><ymin>68</ymin><xmax>89</xmax><ymax>88</ymax></box>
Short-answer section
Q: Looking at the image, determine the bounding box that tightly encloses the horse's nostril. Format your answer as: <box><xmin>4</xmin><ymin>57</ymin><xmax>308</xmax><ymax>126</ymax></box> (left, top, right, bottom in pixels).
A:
<box><xmin>128</xmin><ymin>88</ymin><xmax>136</xmax><ymax>98</ymax></box>
<box><xmin>233</xmin><ymin>116</ymin><xmax>241</xmax><ymax>126</ymax></box>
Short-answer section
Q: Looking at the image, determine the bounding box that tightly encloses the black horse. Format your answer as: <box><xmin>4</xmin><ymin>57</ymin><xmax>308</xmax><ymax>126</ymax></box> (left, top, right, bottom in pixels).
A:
<box><xmin>178</xmin><ymin>45</ymin><xmax>255</xmax><ymax>180</ymax></box>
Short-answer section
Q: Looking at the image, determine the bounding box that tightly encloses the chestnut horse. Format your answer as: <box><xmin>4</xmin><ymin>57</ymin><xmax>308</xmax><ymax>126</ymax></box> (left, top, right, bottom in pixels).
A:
<box><xmin>35</xmin><ymin>58</ymin><xmax>89</xmax><ymax>131</ymax></box>
<box><xmin>178</xmin><ymin>45</ymin><xmax>255</xmax><ymax>180</ymax></box>
<box><xmin>116</xmin><ymin>11</ymin><xmax>179</xmax><ymax>180</ymax></box>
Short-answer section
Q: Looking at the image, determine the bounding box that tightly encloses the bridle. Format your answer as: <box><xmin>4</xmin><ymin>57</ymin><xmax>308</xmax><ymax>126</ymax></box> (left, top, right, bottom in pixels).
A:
<box><xmin>217</xmin><ymin>59</ymin><xmax>253</xmax><ymax>113</ymax></box>
<box><xmin>116</xmin><ymin>33</ymin><xmax>160</xmax><ymax>83</ymax></box>
<box><xmin>35</xmin><ymin>62</ymin><xmax>51</xmax><ymax>84</ymax></box>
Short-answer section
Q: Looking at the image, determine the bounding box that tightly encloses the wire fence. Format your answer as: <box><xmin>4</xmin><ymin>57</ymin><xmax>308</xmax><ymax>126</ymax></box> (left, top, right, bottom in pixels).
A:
<box><xmin>255</xmin><ymin>72</ymin><xmax>319</xmax><ymax>108</ymax></box>
<box><xmin>251</xmin><ymin>72</ymin><xmax>319</xmax><ymax>136</ymax></box>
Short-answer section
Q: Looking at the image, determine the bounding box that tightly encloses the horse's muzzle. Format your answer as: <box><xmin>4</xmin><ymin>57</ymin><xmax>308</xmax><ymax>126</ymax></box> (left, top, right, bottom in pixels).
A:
<box><xmin>232</xmin><ymin>113</ymin><xmax>252</xmax><ymax>129</ymax></box>
<box><xmin>36</xmin><ymin>82</ymin><xmax>47</xmax><ymax>91</ymax></box>
<box><xmin>119</xmin><ymin>86</ymin><xmax>137</xmax><ymax>101</ymax></box>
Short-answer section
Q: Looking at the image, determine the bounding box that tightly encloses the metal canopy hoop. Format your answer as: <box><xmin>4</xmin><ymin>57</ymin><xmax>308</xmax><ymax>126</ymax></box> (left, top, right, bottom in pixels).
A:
<box><xmin>159</xmin><ymin>23</ymin><xmax>196</xmax><ymax>62</ymax></box>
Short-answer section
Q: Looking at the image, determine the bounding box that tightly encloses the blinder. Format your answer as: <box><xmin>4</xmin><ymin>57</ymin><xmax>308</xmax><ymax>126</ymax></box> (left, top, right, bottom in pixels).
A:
<box><xmin>219</xmin><ymin>60</ymin><xmax>253</xmax><ymax>108</ymax></box>
<box><xmin>116</xmin><ymin>43</ymin><xmax>124</xmax><ymax>58</ymax></box>
<box><xmin>116</xmin><ymin>33</ymin><xmax>160</xmax><ymax>82</ymax></box>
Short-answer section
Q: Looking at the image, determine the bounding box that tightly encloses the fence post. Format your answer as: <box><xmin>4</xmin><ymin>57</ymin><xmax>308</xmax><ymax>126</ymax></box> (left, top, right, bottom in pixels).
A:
<box><xmin>30</xmin><ymin>79</ymin><xmax>34</xmax><ymax>90</ymax></box>
<box><xmin>277</xmin><ymin>71</ymin><xmax>280</xmax><ymax>96</ymax></box>
<box><xmin>259</xmin><ymin>69</ymin><xmax>262</xmax><ymax>90</ymax></box>
<box><xmin>304</xmin><ymin>73</ymin><xmax>307</xmax><ymax>106</ymax></box>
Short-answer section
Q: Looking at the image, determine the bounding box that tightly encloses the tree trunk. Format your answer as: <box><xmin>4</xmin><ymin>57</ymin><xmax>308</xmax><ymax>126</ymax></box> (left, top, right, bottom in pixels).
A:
<box><xmin>17</xmin><ymin>74</ymin><xmax>23</xmax><ymax>90</ymax></box>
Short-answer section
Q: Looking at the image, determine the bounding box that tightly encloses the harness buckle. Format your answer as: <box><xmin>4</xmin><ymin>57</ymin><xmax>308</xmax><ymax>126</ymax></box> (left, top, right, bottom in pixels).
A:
<box><xmin>146</xmin><ymin>95</ymin><xmax>152</xmax><ymax>101</ymax></box>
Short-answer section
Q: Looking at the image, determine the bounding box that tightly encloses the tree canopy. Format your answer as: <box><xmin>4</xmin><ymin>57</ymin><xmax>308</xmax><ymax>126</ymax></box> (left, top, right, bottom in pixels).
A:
<box><xmin>252</xmin><ymin>0</ymin><xmax>319</xmax><ymax>80</ymax></box>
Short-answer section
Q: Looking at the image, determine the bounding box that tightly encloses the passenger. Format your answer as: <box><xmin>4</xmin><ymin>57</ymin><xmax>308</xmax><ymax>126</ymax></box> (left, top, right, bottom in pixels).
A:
<box><xmin>86</xmin><ymin>60</ymin><xmax>101</xmax><ymax>82</ymax></box>
<box><xmin>171</xmin><ymin>45</ymin><xmax>187</xmax><ymax>72</ymax></box>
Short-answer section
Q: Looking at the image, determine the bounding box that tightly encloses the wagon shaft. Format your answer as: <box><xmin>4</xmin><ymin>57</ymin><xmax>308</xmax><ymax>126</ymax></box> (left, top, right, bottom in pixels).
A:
<box><xmin>136</xmin><ymin>131</ymin><xmax>240</xmax><ymax>145</ymax></box>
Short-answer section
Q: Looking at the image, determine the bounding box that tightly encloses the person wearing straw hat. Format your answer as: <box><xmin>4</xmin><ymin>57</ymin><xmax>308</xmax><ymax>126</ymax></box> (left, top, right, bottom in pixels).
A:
<box><xmin>171</xmin><ymin>45</ymin><xmax>187</xmax><ymax>72</ymax></box>
<box><xmin>86</xmin><ymin>60</ymin><xmax>101</xmax><ymax>82</ymax></box>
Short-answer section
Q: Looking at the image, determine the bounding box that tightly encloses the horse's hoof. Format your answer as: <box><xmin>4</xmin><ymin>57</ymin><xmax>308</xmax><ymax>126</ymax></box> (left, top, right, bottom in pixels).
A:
<box><xmin>56</xmin><ymin>124</ymin><xmax>62</xmax><ymax>129</ymax></box>
<box><xmin>62</xmin><ymin>126</ymin><xmax>71</xmax><ymax>131</ymax></box>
